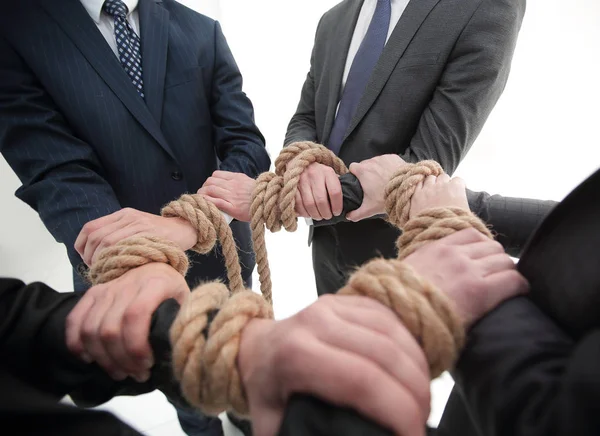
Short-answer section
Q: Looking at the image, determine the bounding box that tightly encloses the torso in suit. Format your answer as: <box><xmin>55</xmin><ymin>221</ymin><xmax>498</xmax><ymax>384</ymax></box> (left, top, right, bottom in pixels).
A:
<box><xmin>285</xmin><ymin>0</ymin><xmax>526</xmax><ymax>295</ymax></box>
<box><xmin>0</xmin><ymin>0</ymin><xmax>271</xmax><ymax>292</ymax></box>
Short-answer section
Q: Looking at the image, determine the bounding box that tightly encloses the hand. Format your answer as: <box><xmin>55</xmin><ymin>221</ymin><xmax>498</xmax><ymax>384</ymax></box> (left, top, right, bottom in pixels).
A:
<box><xmin>295</xmin><ymin>163</ymin><xmax>343</xmax><ymax>220</ymax></box>
<box><xmin>75</xmin><ymin>209</ymin><xmax>197</xmax><ymax>267</ymax></box>
<box><xmin>409</xmin><ymin>174</ymin><xmax>469</xmax><ymax>219</ymax></box>
<box><xmin>65</xmin><ymin>263</ymin><xmax>189</xmax><ymax>382</ymax></box>
<box><xmin>347</xmin><ymin>154</ymin><xmax>407</xmax><ymax>221</ymax></box>
<box><xmin>238</xmin><ymin>294</ymin><xmax>431</xmax><ymax>436</ymax></box>
<box><xmin>403</xmin><ymin>228</ymin><xmax>529</xmax><ymax>327</ymax></box>
<box><xmin>198</xmin><ymin>171</ymin><xmax>256</xmax><ymax>222</ymax></box>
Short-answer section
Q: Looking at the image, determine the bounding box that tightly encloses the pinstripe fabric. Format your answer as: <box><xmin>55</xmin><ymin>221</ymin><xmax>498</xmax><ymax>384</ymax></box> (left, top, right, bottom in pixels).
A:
<box><xmin>0</xmin><ymin>0</ymin><xmax>270</xmax><ymax>292</ymax></box>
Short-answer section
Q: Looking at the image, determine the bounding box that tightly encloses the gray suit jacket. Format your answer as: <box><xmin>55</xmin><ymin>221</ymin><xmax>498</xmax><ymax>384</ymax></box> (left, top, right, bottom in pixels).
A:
<box><xmin>285</xmin><ymin>0</ymin><xmax>526</xmax><ymax>173</ymax></box>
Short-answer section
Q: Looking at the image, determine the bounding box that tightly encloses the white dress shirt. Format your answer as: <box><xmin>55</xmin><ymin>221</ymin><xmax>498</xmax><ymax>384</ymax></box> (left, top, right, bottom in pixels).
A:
<box><xmin>80</xmin><ymin>0</ymin><xmax>141</xmax><ymax>57</ymax></box>
<box><xmin>342</xmin><ymin>0</ymin><xmax>410</xmax><ymax>88</ymax></box>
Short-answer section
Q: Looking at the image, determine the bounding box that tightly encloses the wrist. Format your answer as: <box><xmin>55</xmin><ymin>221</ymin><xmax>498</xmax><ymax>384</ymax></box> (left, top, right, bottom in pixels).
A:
<box><xmin>237</xmin><ymin>318</ymin><xmax>274</xmax><ymax>387</ymax></box>
<box><xmin>167</xmin><ymin>217</ymin><xmax>198</xmax><ymax>251</ymax></box>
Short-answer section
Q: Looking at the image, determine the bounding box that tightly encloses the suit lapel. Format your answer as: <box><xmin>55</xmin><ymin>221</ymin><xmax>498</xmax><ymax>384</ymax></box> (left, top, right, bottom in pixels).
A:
<box><xmin>322</xmin><ymin>0</ymin><xmax>364</xmax><ymax>144</ymax></box>
<box><xmin>341</xmin><ymin>0</ymin><xmax>441</xmax><ymax>147</ymax></box>
<box><xmin>139</xmin><ymin>0</ymin><xmax>169</xmax><ymax>125</ymax></box>
<box><xmin>38</xmin><ymin>0</ymin><xmax>177</xmax><ymax>161</ymax></box>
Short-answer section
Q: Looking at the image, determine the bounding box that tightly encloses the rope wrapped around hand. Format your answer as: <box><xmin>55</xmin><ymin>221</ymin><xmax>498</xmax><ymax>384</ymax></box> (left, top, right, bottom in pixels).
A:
<box><xmin>250</xmin><ymin>141</ymin><xmax>348</xmax><ymax>304</ymax></box>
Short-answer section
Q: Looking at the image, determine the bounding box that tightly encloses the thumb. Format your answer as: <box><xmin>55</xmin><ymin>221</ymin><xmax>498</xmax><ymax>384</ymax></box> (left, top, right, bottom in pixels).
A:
<box><xmin>346</xmin><ymin>204</ymin><xmax>371</xmax><ymax>222</ymax></box>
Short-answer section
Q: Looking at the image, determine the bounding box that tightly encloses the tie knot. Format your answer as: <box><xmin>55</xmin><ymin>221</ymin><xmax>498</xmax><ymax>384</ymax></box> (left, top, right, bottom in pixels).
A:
<box><xmin>103</xmin><ymin>0</ymin><xmax>129</xmax><ymax>19</ymax></box>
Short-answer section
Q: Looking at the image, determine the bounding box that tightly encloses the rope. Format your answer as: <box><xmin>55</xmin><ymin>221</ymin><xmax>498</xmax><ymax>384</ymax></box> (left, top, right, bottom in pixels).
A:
<box><xmin>161</xmin><ymin>194</ymin><xmax>245</xmax><ymax>295</ymax></box>
<box><xmin>250</xmin><ymin>141</ymin><xmax>348</xmax><ymax>303</ymax></box>
<box><xmin>88</xmin><ymin>235</ymin><xmax>189</xmax><ymax>285</ymax></box>
<box><xmin>170</xmin><ymin>284</ymin><xmax>273</xmax><ymax>416</ymax></box>
<box><xmin>338</xmin><ymin>258</ymin><xmax>464</xmax><ymax>379</ymax></box>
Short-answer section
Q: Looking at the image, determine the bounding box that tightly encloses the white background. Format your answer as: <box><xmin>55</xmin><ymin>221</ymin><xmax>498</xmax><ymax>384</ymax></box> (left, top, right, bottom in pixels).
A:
<box><xmin>1</xmin><ymin>0</ymin><xmax>599</xmax><ymax>434</ymax></box>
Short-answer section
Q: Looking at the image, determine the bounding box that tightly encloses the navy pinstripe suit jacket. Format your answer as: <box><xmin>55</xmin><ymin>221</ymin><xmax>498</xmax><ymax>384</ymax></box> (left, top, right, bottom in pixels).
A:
<box><xmin>0</xmin><ymin>0</ymin><xmax>270</xmax><ymax>291</ymax></box>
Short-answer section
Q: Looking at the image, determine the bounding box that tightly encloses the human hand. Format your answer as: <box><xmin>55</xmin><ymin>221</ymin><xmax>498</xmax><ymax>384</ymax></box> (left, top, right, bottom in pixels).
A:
<box><xmin>65</xmin><ymin>263</ymin><xmax>189</xmax><ymax>381</ymax></box>
<box><xmin>197</xmin><ymin>171</ymin><xmax>256</xmax><ymax>222</ymax></box>
<box><xmin>295</xmin><ymin>163</ymin><xmax>343</xmax><ymax>220</ymax></box>
<box><xmin>75</xmin><ymin>209</ymin><xmax>197</xmax><ymax>267</ymax></box>
<box><xmin>403</xmin><ymin>229</ymin><xmax>529</xmax><ymax>327</ymax></box>
<box><xmin>409</xmin><ymin>174</ymin><xmax>469</xmax><ymax>219</ymax></box>
<box><xmin>347</xmin><ymin>154</ymin><xmax>407</xmax><ymax>221</ymax></box>
<box><xmin>238</xmin><ymin>294</ymin><xmax>431</xmax><ymax>436</ymax></box>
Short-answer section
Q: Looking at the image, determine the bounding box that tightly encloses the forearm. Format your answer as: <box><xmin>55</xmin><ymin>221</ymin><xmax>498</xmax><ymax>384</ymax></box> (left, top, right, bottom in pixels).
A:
<box><xmin>0</xmin><ymin>278</ymin><xmax>184</xmax><ymax>407</ymax></box>
<box><xmin>454</xmin><ymin>297</ymin><xmax>579</xmax><ymax>436</ymax></box>
<box><xmin>466</xmin><ymin>189</ymin><xmax>557</xmax><ymax>257</ymax></box>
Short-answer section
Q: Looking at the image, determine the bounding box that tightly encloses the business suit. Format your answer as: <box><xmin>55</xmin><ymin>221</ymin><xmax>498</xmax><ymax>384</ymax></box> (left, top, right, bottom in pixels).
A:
<box><xmin>285</xmin><ymin>0</ymin><xmax>526</xmax><ymax>295</ymax></box>
<box><xmin>0</xmin><ymin>0</ymin><xmax>269</xmax><ymax>434</ymax></box>
<box><xmin>2</xmin><ymin>170</ymin><xmax>599</xmax><ymax>436</ymax></box>
<box><xmin>0</xmin><ymin>0</ymin><xmax>270</xmax><ymax>293</ymax></box>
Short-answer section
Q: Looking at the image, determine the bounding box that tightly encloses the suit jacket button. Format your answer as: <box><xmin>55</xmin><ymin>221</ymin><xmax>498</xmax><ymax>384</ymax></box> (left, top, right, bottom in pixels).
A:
<box><xmin>171</xmin><ymin>171</ymin><xmax>183</xmax><ymax>181</ymax></box>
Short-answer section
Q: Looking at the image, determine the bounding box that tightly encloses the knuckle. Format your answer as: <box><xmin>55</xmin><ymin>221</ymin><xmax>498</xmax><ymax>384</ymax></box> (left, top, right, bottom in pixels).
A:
<box><xmin>100</xmin><ymin>325</ymin><xmax>121</xmax><ymax>343</ymax></box>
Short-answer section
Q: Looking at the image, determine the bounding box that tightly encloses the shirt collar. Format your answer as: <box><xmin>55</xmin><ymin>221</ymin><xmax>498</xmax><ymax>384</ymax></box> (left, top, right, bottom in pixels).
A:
<box><xmin>80</xmin><ymin>0</ymin><xmax>139</xmax><ymax>24</ymax></box>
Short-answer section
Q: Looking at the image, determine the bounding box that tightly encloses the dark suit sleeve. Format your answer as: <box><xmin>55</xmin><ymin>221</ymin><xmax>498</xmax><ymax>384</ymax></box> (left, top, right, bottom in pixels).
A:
<box><xmin>211</xmin><ymin>22</ymin><xmax>271</xmax><ymax>178</ymax></box>
<box><xmin>400</xmin><ymin>0</ymin><xmax>526</xmax><ymax>174</ymax></box>
<box><xmin>0</xmin><ymin>36</ymin><xmax>121</xmax><ymax>276</ymax></box>
<box><xmin>466</xmin><ymin>189</ymin><xmax>558</xmax><ymax>257</ymax></box>
<box><xmin>0</xmin><ymin>277</ymin><xmax>185</xmax><ymax>408</ymax></box>
<box><xmin>282</xmin><ymin>19</ymin><xmax>322</xmax><ymax>146</ymax></box>
<box><xmin>454</xmin><ymin>297</ymin><xmax>600</xmax><ymax>436</ymax></box>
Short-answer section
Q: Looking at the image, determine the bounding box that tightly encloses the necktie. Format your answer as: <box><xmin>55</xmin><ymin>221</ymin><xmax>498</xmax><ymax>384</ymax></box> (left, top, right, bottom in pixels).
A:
<box><xmin>328</xmin><ymin>0</ymin><xmax>391</xmax><ymax>155</ymax></box>
<box><xmin>103</xmin><ymin>0</ymin><xmax>145</xmax><ymax>99</ymax></box>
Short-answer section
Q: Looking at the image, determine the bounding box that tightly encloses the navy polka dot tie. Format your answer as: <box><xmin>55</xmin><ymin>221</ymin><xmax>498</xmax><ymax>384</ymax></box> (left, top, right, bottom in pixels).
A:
<box><xmin>103</xmin><ymin>0</ymin><xmax>145</xmax><ymax>99</ymax></box>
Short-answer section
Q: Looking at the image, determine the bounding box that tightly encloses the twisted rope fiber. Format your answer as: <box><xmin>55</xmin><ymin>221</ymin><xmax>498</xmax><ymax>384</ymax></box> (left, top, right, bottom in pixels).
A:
<box><xmin>88</xmin><ymin>235</ymin><xmax>189</xmax><ymax>285</ymax></box>
<box><xmin>338</xmin><ymin>258</ymin><xmax>464</xmax><ymax>378</ymax></box>
<box><xmin>251</xmin><ymin>141</ymin><xmax>348</xmax><ymax>303</ymax></box>
<box><xmin>161</xmin><ymin>194</ymin><xmax>245</xmax><ymax>295</ymax></box>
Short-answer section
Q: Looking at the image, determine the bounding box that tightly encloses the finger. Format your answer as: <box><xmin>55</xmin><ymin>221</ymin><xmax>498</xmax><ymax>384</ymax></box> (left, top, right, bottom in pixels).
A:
<box><xmin>299</xmin><ymin>179</ymin><xmax>322</xmax><ymax>220</ymax></box>
<box><xmin>211</xmin><ymin>170</ymin><xmax>236</xmax><ymax>180</ymax></box>
<box><xmin>436</xmin><ymin>173</ymin><xmax>451</xmax><ymax>183</ymax></box>
<box><xmin>346</xmin><ymin>206</ymin><xmax>367</xmax><ymax>222</ymax></box>
<box><xmin>461</xmin><ymin>240</ymin><xmax>505</xmax><ymax>260</ymax></box>
<box><xmin>202</xmin><ymin>176</ymin><xmax>230</xmax><ymax>189</ymax></box>
<box><xmin>282</xmin><ymin>338</ymin><xmax>428</xmax><ymax>436</ymax></box>
<box><xmin>66</xmin><ymin>293</ymin><xmax>97</xmax><ymax>362</ymax></box>
<box><xmin>98</xmin><ymin>287</ymin><xmax>146</xmax><ymax>380</ymax></box>
<box><xmin>199</xmin><ymin>185</ymin><xmax>231</xmax><ymax>202</ymax></box>
<box><xmin>423</xmin><ymin>175</ymin><xmax>437</xmax><ymax>187</ymax></box>
<box><xmin>75</xmin><ymin>211</ymin><xmax>123</xmax><ymax>256</ymax></box>
<box><xmin>83</xmin><ymin>219</ymin><xmax>133</xmax><ymax>267</ymax></box>
<box><xmin>477</xmin><ymin>252</ymin><xmax>517</xmax><ymax>276</ymax></box>
<box><xmin>450</xmin><ymin>176</ymin><xmax>467</xmax><ymax>189</ymax></box>
<box><xmin>438</xmin><ymin>227</ymin><xmax>489</xmax><ymax>246</ymax></box>
<box><xmin>199</xmin><ymin>195</ymin><xmax>236</xmax><ymax>217</ymax></box>
<box><xmin>479</xmin><ymin>270</ymin><xmax>530</xmax><ymax>316</ymax></box>
<box><xmin>310</xmin><ymin>174</ymin><xmax>333</xmax><ymax>220</ymax></box>
<box><xmin>121</xmin><ymin>283</ymin><xmax>186</xmax><ymax>374</ymax></box>
<box><xmin>330</xmin><ymin>296</ymin><xmax>429</xmax><ymax>374</ymax></box>
<box><xmin>80</xmin><ymin>293</ymin><xmax>126</xmax><ymax>380</ymax></box>
<box><xmin>316</xmin><ymin>316</ymin><xmax>430</xmax><ymax>414</ymax></box>
<box><xmin>325</xmin><ymin>173</ymin><xmax>343</xmax><ymax>217</ymax></box>
<box><xmin>295</xmin><ymin>191</ymin><xmax>310</xmax><ymax>218</ymax></box>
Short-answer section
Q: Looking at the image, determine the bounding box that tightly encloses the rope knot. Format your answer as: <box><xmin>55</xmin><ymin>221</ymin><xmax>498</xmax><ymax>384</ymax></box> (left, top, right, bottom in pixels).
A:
<box><xmin>171</xmin><ymin>286</ymin><xmax>273</xmax><ymax>416</ymax></box>
<box><xmin>89</xmin><ymin>235</ymin><xmax>188</xmax><ymax>285</ymax></box>
<box><xmin>384</xmin><ymin>160</ymin><xmax>444</xmax><ymax>227</ymax></box>
<box><xmin>398</xmin><ymin>207</ymin><xmax>494</xmax><ymax>259</ymax></box>
<box><xmin>338</xmin><ymin>258</ymin><xmax>464</xmax><ymax>378</ymax></box>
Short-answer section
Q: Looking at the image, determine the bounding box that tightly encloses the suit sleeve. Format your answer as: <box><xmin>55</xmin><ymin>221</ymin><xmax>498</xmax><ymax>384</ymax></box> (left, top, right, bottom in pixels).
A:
<box><xmin>283</xmin><ymin>19</ymin><xmax>322</xmax><ymax>147</ymax></box>
<box><xmin>0</xmin><ymin>36</ymin><xmax>121</xmax><ymax>278</ymax></box>
<box><xmin>0</xmin><ymin>277</ymin><xmax>186</xmax><ymax>408</ymax></box>
<box><xmin>454</xmin><ymin>296</ymin><xmax>600</xmax><ymax>436</ymax></box>
<box><xmin>400</xmin><ymin>0</ymin><xmax>526</xmax><ymax>174</ymax></box>
<box><xmin>466</xmin><ymin>189</ymin><xmax>558</xmax><ymax>257</ymax></box>
<box><xmin>211</xmin><ymin>22</ymin><xmax>271</xmax><ymax>178</ymax></box>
